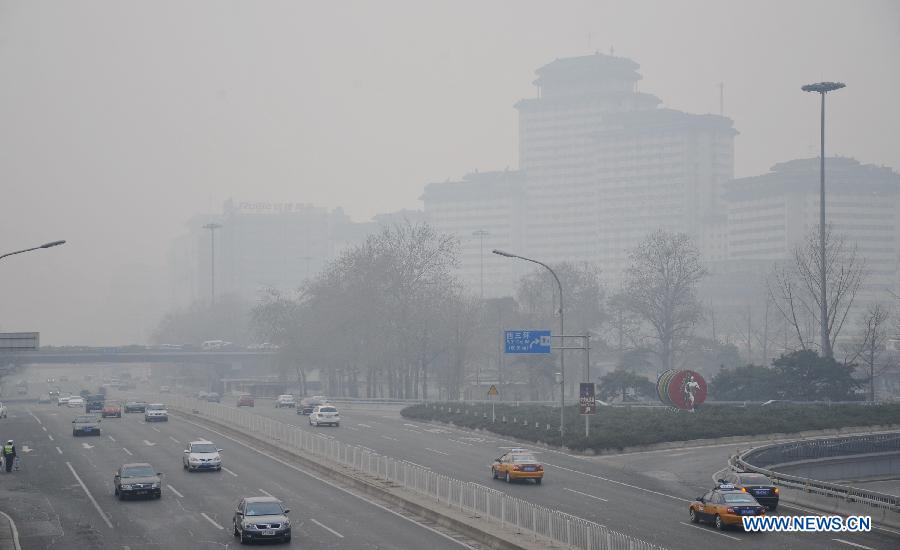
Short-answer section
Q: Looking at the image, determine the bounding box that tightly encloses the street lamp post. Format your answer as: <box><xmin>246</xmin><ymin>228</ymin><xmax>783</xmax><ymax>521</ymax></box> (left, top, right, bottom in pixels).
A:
<box><xmin>492</xmin><ymin>249</ymin><xmax>566</xmax><ymax>438</ymax></box>
<box><xmin>203</xmin><ymin>223</ymin><xmax>222</xmax><ymax>305</ymax></box>
<box><xmin>0</xmin><ymin>240</ymin><xmax>66</xmax><ymax>262</ymax></box>
<box><xmin>802</xmin><ymin>81</ymin><xmax>845</xmax><ymax>359</ymax></box>
<box><xmin>472</xmin><ymin>230</ymin><xmax>490</xmax><ymax>299</ymax></box>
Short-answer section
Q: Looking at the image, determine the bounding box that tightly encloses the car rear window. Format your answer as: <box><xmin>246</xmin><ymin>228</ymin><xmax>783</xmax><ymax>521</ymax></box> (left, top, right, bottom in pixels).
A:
<box><xmin>723</xmin><ymin>493</ymin><xmax>758</xmax><ymax>504</ymax></box>
<box><xmin>739</xmin><ymin>474</ymin><xmax>771</xmax><ymax>485</ymax></box>
<box><xmin>319</xmin><ymin>407</ymin><xmax>338</xmax><ymax>413</ymax></box>
<box><xmin>512</xmin><ymin>455</ymin><xmax>537</xmax><ymax>463</ymax></box>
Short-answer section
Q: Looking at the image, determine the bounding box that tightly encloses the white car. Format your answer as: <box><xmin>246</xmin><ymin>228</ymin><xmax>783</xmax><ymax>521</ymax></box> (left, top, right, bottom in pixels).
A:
<box><xmin>182</xmin><ymin>440</ymin><xmax>222</xmax><ymax>471</ymax></box>
<box><xmin>144</xmin><ymin>403</ymin><xmax>168</xmax><ymax>422</ymax></box>
<box><xmin>274</xmin><ymin>395</ymin><xmax>296</xmax><ymax>408</ymax></box>
<box><xmin>57</xmin><ymin>396</ymin><xmax>71</xmax><ymax>406</ymax></box>
<box><xmin>309</xmin><ymin>405</ymin><xmax>340</xmax><ymax>427</ymax></box>
<box><xmin>67</xmin><ymin>397</ymin><xmax>85</xmax><ymax>408</ymax></box>
<box><xmin>0</xmin><ymin>402</ymin><xmax>7</xmax><ymax>419</ymax></box>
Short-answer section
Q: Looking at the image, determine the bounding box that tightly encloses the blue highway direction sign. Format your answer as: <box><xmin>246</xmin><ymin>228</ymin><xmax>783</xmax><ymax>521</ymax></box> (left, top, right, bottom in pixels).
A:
<box><xmin>504</xmin><ymin>330</ymin><xmax>552</xmax><ymax>354</ymax></box>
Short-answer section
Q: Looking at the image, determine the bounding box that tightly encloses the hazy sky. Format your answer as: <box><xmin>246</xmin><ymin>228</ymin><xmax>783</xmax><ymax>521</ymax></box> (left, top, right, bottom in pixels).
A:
<box><xmin>1</xmin><ymin>0</ymin><xmax>898</xmax><ymax>345</ymax></box>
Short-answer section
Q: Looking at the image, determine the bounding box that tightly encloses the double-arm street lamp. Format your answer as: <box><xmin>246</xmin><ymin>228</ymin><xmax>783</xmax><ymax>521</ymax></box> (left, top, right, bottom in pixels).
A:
<box><xmin>0</xmin><ymin>240</ymin><xmax>66</xmax><ymax>262</ymax></box>
<box><xmin>492</xmin><ymin>249</ymin><xmax>566</xmax><ymax>437</ymax></box>
<box><xmin>802</xmin><ymin>81</ymin><xmax>845</xmax><ymax>359</ymax></box>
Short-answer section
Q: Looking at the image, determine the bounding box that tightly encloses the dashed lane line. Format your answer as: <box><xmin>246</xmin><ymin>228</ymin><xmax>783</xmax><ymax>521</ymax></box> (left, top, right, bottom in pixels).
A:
<box><xmin>221</xmin><ymin>466</ymin><xmax>238</xmax><ymax>477</ymax></box>
<box><xmin>832</xmin><ymin>539</ymin><xmax>876</xmax><ymax>550</ymax></box>
<box><xmin>259</xmin><ymin>488</ymin><xmax>274</xmax><ymax>497</ymax></box>
<box><xmin>28</xmin><ymin>410</ymin><xmax>42</xmax><ymax>424</ymax></box>
<box><xmin>563</xmin><ymin>487</ymin><xmax>608</xmax><ymax>502</ymax></box>
<box><xmin>310</xmin><ymin>518</ymin><xmax>344</xmax><ymax>538</ymax></box>
<box><xmin>679</xmin><ymin>521</ymin><xmax>742</xmax><ymax>541</ymax></box>
<box><xmin>151</xmin><ymin>427</ymin><xmax>161</xmax><ymax>433</ymax></box>
<box><xmin>167</xmin><ymin>484</ymin><xmax>184</xmax><ymax>498</ymax></box>
<box><xmin>122</xmin><ymin>448</ymin><xmax>133</xmax><ymax>456</ymax></box>
<box><xmin>108</xmin><ymin>435</ymin><xmax>116</xmax><ymax>442</ymax></box>
<box><xmin>200</xmin><ymin>512</ymin><xmax>224</xmax><ymax>530</ymax></box>
<box><xmin>425</xmin><ymin>448</ymin><xmax>449</xmax><ymax>456</ymax></box>
<box><xmin>41</xmin><ymin>426</ymin><xmax>47</xmax><ymax>432</ymax></box>
<box><xmin>55</xmin><ymin>447</ymin><xmax>62</xmax><ymax>454</ymax></box>
<box><xmin>66</xmin><ymin>462</ymin><xmax>113</xmax><ymax>529</ymax></box>
<box><xmin>545</xmin><ymin>462</ymin><xmax>683</xmax><ymax>501</ymax></box>
<box><xmin>48</xmin><ymin>434</ymin><xmax>54</xmax><ymax>441</ymax></box>
<box><xmin>168</xmin><ymin>436</ymin><xmax>180</xmax><ymax>444</ymax></box>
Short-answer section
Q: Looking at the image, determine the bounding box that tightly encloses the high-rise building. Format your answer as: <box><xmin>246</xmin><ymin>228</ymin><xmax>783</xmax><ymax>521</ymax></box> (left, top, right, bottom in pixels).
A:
<box><xmin>725</xmin><ymin>157</ymin><xmax>900</xmax><ymax>292</ymax></box>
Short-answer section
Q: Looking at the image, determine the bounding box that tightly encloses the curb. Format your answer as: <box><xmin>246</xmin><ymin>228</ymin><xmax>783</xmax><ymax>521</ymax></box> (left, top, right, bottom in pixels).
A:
<box><xmin>0</xmin><ymin>510</ymin><xmax>21</xmax><ymax>550</ymax></box>
<box><xmin>171</xmin><ymin>409</ymin><xmax>556</xmax><ymax>550</ymax></box>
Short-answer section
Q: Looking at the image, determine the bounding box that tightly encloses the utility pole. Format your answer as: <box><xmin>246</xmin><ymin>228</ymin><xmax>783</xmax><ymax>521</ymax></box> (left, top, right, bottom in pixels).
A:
<box><xmin>802</xmin><ymin>81</ymin><xmax>845</xmax><ymax>358</ymax></box>
<box><xmin>203</xmin><ymin>223</ymin><xmax>222</xmax><ymax>305</ymax></box>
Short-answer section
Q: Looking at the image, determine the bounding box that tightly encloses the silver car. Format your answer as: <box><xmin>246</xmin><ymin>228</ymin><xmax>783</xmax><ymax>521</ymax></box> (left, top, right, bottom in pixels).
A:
<box><xmin>233</xmin><ymin>496</ymin><xmax>291</xmax><ymax>544</ymax></box>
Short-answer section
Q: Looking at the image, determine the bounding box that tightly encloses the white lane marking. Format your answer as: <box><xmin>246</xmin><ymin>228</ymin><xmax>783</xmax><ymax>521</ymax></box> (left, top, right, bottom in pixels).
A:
<box><xmin>66</xmin><ymin>462</ymin><xmax>113</xmax><ymax>528</ymax></box>
<box><xmin>200</xmin><ymin>512</ymin><xmax>224</xmax><ymax>530</ymax></box>
<box><xmin>0</xmin><ymin>510</ymin><xmax>20</xmax><ymax>550</ymax></box>
<box><xmin>151</xmin><ymin>427</ymin><xmax>161</xmax><ymax>432</ymax></box>
<box><xmin>55</xmin><ymin>447</ymin><xmax>62</xmax><ymax>454</ymax></box>
<box><xmin>545</xmin><ymin>462</ymin><xmax>683</xmax><ymax>501</ymax></box>
<box><xmin>82</xmin><ymin>443</ymin><xmax>94</xmax><ymax>449</ymax></box>
<box><xmin>28</xmin><ymin>410</ymin><xmax>42</xmax><ymax>424</ymax></box>
<box><xmin>122</xmin><ymin>448</ymin><xmax>133</xmax><ymax>456</ymax></box>
<box><xmin>176</xmin><ymin>415</ymin><xmax>474</xmax><ymax>549</ymax></box>
<box><xmin>310</xmin><ymin>518</ymin><xmax>344</xmax><ymax>538</ymax></box>
<box><xmin>357</xmin><ymin>423</ymin><xmax>372</xmax><ymax>428</ymax></box>
<box><xmin>221</xmin><ymin>466</ymin><xmax>238</xmax><ymax>477</ymax></box>
<box><xmin>108</xmin><ymin>435</ymin><xmax>116</xmax><ymax>442</ymax></box>
<box><xmin>380</xmin><ymin>435</ymin><xmax>398</xmax><ymax>441</ymax></box>
<box><xmin>425</xmin><ymin>448</ymin><xmax>449</xmax><ymax>455</ymax></box>
<box><xmin>259</xmin><ymin>488</ymin><xmax>274</xmax><ymax>497</ymax></box>
<box><xmin>168</xmin><ymin>436</ymin><xmax>180</xmax><ymax>444</ymax></box>
<box><xmin>48</xmin><ymin>434</ymin><xmax>54</xmax><ymax>441</ymax></box>
<box><xmin>564</xmin><ymin>487</ymin><xmax>608</xmax><ymax>502</ymax></box>
<box><xmin>832</xmin><ymin>539</ymin><xmax>875</xmax><ymax>550</ymax></box>
<box><xmin>679</xmin><ymin>521</ymin><xmax>742</xmax><ymax>541</ymax></box>
<box><xmin>143</xmin><ymin>440</ymin><xmax>156</xmax><ymax>446</ymax></box>
<box><xmin>167</xmin><ymin>484</ymin><xmax>184</xmax><ymax>498</ymax></box>
<box><xmin>347</xmin><ymin>426</ymin><xmax>359</xmax><ymax>431</ymax></box>
<box><xmin>448</xmin><ymin>438</ymin><xmax>472</xmax><ymax>446</ymax></box>
<box><xmin>42</xmin><ymin>426</ymin><xmax>47</xmax><ymax>432</ymax></box>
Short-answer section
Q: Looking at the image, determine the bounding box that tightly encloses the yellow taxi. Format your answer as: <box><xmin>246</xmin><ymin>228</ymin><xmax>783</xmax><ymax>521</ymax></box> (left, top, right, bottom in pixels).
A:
<box><xmin>689</xmin><ymin>483</ymin><xmax>766</xmax><ymax>530</ymax></box>
<box><xmin>491</xmin><ymin>449</ymin><xmax>543</xmax><ymax>484</ymax></box>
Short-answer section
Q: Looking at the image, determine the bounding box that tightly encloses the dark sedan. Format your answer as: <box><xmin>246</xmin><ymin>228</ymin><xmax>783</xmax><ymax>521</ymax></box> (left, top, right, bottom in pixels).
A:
<box><xmin>72</xmin><ymin>414</ymin><xmax>102</xmax><ymax>436</ymax></box>
<box><xmin>721</xmin><ymin>472</ymin><xmax>780</xmax><ymax>510</ymax></box>
<box><xmin>114</xmin><ymin>463</ymin><xmax>162</xmax><ymax>500</ymax></box>
<box><xmin>233</xmin><ymin>496</ymin><xmax>291</xmax><ymax>544</ymax></box>
<box><xmin>124</xmin><ymin>401</ymin><xmax>147</xmax><ymax>413</ymax></box>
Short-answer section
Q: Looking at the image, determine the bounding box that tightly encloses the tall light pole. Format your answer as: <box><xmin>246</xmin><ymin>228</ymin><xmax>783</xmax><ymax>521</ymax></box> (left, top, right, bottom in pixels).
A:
<box><xmin>472</xmin><ymin>230</ymin><xmax>490</xmax><ymax>299</ymax></box>
<box><xmin>802</xmin><ymin>81</ymin><xmax>845</xmax><ymax>359</ymax></box>
<box><xmin>0</xmin><ymin>240</ymin><xmax>66</xmax><ymax>261</ymax></box>
<box><xmin>203</xmin><ymin>223</ymin><xmax>222</xmax><ymax>305</ymax></box>
<box><xmin>493</xmin><ymin>249</ymin><xmax>566</xmax><ymax>438</ymax></box>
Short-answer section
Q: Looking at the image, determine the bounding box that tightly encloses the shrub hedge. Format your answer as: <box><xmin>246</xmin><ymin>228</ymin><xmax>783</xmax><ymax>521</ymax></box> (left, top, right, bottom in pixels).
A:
<box><xmin>400</xmin><ymin>402</ymin><xmax>900</xmax><ymax>452</ymax></box>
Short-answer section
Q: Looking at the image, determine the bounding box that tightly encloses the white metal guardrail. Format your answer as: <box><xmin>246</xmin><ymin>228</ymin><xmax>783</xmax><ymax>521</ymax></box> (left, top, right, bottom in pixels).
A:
<box><xmin>167</xmin><ymin>395</ymin><xmax>665</xmax><ymax>550</ymax></box>
<box><xmin>729</xmin><ymin>433</ymin><xmax>900</xmax><ymax>512</ymax></box>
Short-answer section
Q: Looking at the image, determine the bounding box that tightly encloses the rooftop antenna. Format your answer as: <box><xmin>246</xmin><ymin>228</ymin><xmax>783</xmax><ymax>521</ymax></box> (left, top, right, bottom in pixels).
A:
<box><xmin>719</xmin><ymin>82</ymin><xmax>724</xmax><ymax>116</ymax></box>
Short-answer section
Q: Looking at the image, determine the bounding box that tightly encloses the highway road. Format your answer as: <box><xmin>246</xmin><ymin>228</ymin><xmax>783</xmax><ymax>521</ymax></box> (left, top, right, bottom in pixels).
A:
<box><xmin>0</xmin><ymin>393</ymin><xmax>480</xmax><ymax>548</ymax></box>
<box><xmin>213</xmin><ymin>395</ymin><xmax>900</xmax><ymax>550</ymax></box>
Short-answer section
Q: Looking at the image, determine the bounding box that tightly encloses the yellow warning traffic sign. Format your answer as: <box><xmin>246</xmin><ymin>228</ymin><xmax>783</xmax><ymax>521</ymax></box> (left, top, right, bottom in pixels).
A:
<box><xmin>487</xmin><ymin>385</ymin><xmax>498</xmax><ymax>396</ymax></box>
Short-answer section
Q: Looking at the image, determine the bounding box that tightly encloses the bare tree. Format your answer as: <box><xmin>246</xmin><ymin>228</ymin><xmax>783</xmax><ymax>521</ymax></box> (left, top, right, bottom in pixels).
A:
<box><xmin>622</xmin><ymin>230</ymin><xmax>707</xmax><ymax>371</ymax></box>
<box><xmin>842</xmin><ymin>303</ymin><xmax>891</xmax><ymax>401</ymax></box>
<box><xmin>769</xmin><ymin>226</ymin><xmax>865</xmax><ymax>357</ymax></box>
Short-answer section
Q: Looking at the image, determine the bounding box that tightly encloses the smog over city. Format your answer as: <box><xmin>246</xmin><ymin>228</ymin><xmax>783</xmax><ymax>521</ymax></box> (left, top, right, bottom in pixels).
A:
<box><xmin>1</xmin><ymin>3</ymin><xmax>900</xmax><ymax>548</ymax></box>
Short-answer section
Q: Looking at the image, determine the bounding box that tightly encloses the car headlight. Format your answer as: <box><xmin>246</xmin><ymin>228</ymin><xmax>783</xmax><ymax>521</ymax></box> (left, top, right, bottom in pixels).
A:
<box><xmin>151</xmin><ymin>482</ymin><xmax>160</xmax><ymax>488</ymax></box>
<box><xmin>189</xmin><ymin>457</ymin><xmax>200</xmax><ymax>462</ymax></box>
<box><xmin>122</xmin><ymin>484</ymin><xmax>133</xmax><ymax>490</ymax></box>
<box><xmin>243</xmin><ymin>521</ymin><xmax>255</xmax><ymax>530</ymax></box>
<box><xmin>283</xmin><ymin>519</ymin><xmax>291</xmax><ymax>528</ymax></box>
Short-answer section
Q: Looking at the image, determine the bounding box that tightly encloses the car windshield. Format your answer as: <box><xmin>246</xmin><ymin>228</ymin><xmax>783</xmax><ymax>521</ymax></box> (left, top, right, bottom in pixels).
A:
<box><xmin>147</xmin><ymin>404</ymin><xmax>165</xmax><ymax>410</ymax></box>
<box><xmin>122</xmin><ymin>466</ymin><xmax>156</xmax><ymax>478</ymax></box>
<box><xmin>319</xmin><ymin>407</ymin><xmax>337</xmax><ymax>413</ymax></box>
<box><xmin>723</xmin><ymin>493</ymin><xmax>758</xmax><ymax>504</ymax></box>
<box><xmin>511</xmin><ymin>455</ymin><xmax>537</xmax><ymax>463</ymax></box>
<box><xmin>75</xmin><ymin>416</ymin><xmax>96</xmax><ymax>422</ymax></box>
<box><xmin>191</xmin><ymin>444</ymin><xmax>217</xmax><ymax>453</ymax></box>
<box><xmin>245</xmin><ymin>502</ymin><xmax>283</xmax><ymax>516</ymax></box>
<box><xmin>739</xmin><ymin>475</ymin><xmax>771</xmax><ymax>485</ymax></box>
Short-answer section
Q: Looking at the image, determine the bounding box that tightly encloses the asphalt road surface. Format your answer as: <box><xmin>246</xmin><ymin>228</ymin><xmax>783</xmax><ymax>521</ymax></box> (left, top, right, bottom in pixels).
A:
<box><xmin>0</xmin><ymin>397</ymin><xmax>478</xmax><ymax>549</ymax></box>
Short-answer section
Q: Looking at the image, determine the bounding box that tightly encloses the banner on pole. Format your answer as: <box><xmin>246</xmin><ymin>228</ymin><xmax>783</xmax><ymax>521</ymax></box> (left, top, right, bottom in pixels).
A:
<box><xmin>579</xmin><ymin>383</ymin><xmax>596</xmax><ymax>415</ymax></box>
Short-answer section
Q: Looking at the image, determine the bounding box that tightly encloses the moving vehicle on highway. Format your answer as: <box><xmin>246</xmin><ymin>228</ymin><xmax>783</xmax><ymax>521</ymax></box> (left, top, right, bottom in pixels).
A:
<box><xmin>67</xmin><ymin>397</ymin><xmax>85</xmax><ymax>408</ymax></box>
<box><xmin>298</xmin><ymin>396</ymin><xmax>327</xmax><ymax>415</ymax></box>
<box><xmin>308</xmin><ymin>405</ymin><xmax>340</xmax><ymax>427</ymax></box>
<box><xmin>49</xmin><ymin>389</ymin><xmax>60</xmax><ymax>398</ymax></box>
<box><xmin>72</xmin><ymin>414</ymin><xmax>101</xmax><ymax>436</ymax></box>
<box><xmin>57</xmin><ymin>396</ymin><xmax>70</xmax><ymax>406</ymax></box>
<box><xmin>205</xmin><ymin>392</ymin><xmax>221</xmax><ymax>403</ymax></box>
<box><xmin>124</xmin><ymin>401</ymin><xmax>147</xmax><ymax>413</ymax></box>
<box><xmin>237</xmin><ymin>394</ymin><xmax>255</xmax><ymax>407</ymax></box>
<box><xmin>491</xmin><ymin>449</ymin><xmax>544</xmax><ymax>484</ymax></box>
<box><xmin>719</xmin><ymin>473</ymin><xmax>779</xmax><ymax>510</ymax></box>
<box><xmin>689</xmin><ymin>483</ymin><xmax>767</xmax><ymax>530</ymax></box>
<box><xmin>233</xmin><ymin>496</ymin><xmax>292</xmax><ymax>544</ymax></box>
<box><xmin>144</xmin><ymin>403</ymin><xmax>168</xmax><ymax>422</ymax></box>
<box><xmin>274</xmin><ymin>395</ymin><xmax>296</xmax><ymax>408</ymax></box>
<box><xmin>101</xmin><ymin>402</ymin><xmax>122</xmax><ymax>418</ymax></box>
<box><xmin>85</xmin><ymin>394</ymin><xmax>105</xmax><ymax>413</ymax></box>
<box><xmin>114</xmin><ymin>463</ymin><xmax>162</xmax><ymax>500</ymax></box>
<box><xmin>183</xmin><ymin>440</ymin><xmax>223</xmax><ymax>471</ymax></box>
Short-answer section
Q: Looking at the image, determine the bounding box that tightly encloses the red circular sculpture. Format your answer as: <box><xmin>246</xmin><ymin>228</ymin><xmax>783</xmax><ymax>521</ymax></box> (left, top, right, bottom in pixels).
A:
<box><xmin>657</xmin><ymin>369</ymin><xmax>707</xmax><ymax>411</ymax></box>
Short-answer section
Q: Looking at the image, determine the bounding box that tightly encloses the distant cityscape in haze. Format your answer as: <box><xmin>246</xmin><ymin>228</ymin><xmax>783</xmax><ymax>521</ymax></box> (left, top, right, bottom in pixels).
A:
<box><xmin>169</xmin><ymin>52</ymin><xmax>900</xmax><ymax>340</ymax></box>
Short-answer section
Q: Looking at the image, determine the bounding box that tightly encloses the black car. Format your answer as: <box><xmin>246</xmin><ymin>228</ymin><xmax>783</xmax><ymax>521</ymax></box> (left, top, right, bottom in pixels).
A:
<box><xmin>72</xmin><ymin>414</ymin><xmax>102</xmax><ymax>436</ymax></box>
<box><xmin>85</xmin><ymin>395</ymin><xmax>105</xmax><ymax>413</ymax></box>
<box><xmin>298</xmin><ymin>396</ymin><xmax>326</xmax><ymax>415</ymax></box>
<box><xmin>233</xmin><ymin>496</ymin><xmax>291</xmax><ymax>544</ymax></box>
<box><xmin>114</xmin><ymin>463</ymin><xmax>162</xmax><ymax>500</ymax></box>
<box><xmin>721</xmin><ymin>473</ymin><xmax>780</xmax><ymax>510</ymax></box>
<box><xmin>124</xmin><ymin>401</ymin><xmax>148</xmax><ymax>413</ymax></box>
